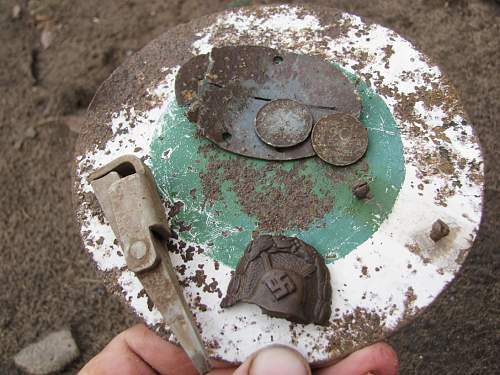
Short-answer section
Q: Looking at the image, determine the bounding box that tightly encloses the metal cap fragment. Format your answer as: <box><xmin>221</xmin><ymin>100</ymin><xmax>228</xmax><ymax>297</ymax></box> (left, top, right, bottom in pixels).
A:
<box><xmin>430</xmin><ymin>219</ymin><xmax>450</xmax><ymax>242</ymax></box>
<box><xmin>312</xmin><ymin>113</ymin><xmax>368</xmax><ymax>166</ymax></box>
<box><xmin>255</xmin><ymin>99</ymin><xmax>313</xmax><ymax>148</ymax></box>
<box><xmin>352</xmin><ymin>181</ymin><xmax>370</xmax><ymax>199</ymax></box>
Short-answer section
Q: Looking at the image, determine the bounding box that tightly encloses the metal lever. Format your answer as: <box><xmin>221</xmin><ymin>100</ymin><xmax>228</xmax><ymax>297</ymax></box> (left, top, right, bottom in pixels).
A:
<box><xmin>89</xmin><ymin>155</ymin><xmax>211</xmax><ymax>374</ymax></box>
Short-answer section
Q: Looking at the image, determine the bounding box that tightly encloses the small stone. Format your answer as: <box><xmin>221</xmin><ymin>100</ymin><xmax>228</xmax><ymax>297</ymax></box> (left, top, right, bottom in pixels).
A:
<box><xmin>40</xmin><ymin>27</ymin><xmax>54</xmax><ymax>49</ymax></box>
<box><xmin>61</xmin><ymin>114</ymin><xmax>86</xmax><ymax>134</ymax></box>
<box><xmin>352</xmin><ymin>182</ymin><xmax>370</xmax><ymax>199</ymax></box>
<box><xmin>25</xmin><ymin>126</ymin><xmax>37</xmax><ymax>139</ymax></box>
<box><xmin>14</xmin><ymin>139</ymin><xmax>23</xmax><ymax>150</ymax></box>
<box><xmin>430</xmin><ymin>219</ymin><xmax>450</xmax><ymax>242</ymax></box>
<box><xmin>12</xmin><ymin>5</ymin><xmax>22</xmax><ymax>19</ymax></box>
<box><xmin>13</xmin><ymin>329</ymin><xmax>80</xmax><ymax>375</ymax></box>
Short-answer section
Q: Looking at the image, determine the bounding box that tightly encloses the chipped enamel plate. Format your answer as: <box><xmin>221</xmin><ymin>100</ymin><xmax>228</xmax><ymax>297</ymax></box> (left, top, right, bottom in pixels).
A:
<box><xmin>74</xmin><ymin>5</ymin><xmax>484</xmax><ymax>366</ymax></box>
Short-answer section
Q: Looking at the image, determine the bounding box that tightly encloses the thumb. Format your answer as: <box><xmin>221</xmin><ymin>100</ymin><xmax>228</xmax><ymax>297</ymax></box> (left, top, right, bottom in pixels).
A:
<box><xmin>233</xmin><ymin>345</ymin><xmax>311</xmax><ymax>375</ymax></box>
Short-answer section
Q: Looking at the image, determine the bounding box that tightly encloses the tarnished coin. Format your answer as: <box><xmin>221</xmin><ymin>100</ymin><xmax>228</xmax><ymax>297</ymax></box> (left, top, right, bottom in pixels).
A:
<box><xmin>255</xmin><ymin>99</ymin><xmax>313</xmax><ymax>148</ymax></box>
<box><xmin>311</xmin><ymin>113</ymin><xmax>368</xmax><ymax>166</ymax></box>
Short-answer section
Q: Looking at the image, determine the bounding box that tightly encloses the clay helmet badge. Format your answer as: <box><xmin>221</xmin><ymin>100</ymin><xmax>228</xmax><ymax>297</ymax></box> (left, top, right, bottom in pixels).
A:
<box><xmin>221</xmin><ymin>235</ymin><xmax>332</xmax><ymax>325</ymax></box>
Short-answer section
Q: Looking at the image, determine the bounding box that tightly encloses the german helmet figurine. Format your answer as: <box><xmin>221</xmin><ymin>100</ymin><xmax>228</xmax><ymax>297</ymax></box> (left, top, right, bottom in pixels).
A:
<box><xmin>221</xmin><ymin>235</ymin><xmax>332</xmax><ymax>325</ymax></box>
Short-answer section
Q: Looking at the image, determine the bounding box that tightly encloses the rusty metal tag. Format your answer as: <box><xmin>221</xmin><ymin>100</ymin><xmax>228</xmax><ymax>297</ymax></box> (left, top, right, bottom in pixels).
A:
<box><xmin>176</xmin><ymin>46</ymin><xmax>361</xmax><ymax>160</ymax></box>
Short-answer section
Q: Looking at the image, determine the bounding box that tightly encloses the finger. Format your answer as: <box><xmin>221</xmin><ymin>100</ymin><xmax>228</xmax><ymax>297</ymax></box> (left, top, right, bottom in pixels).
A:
<box><xmin>315</xmin><ymin>343</ymin><xmax>398</xmax><ymax>375</ymax></box>
<box><xmin>208</xmin><ymin>369</ymin><xmax>236</xmax><ymax>375</ymax></box>
<box><xmin>112</xmin><ymin>324</ymin><xmax>199</xmax><ymax>375</ymax></box>
<box><xmin>116</xmin><ymin>324</ymin><xmax>232</xmax><ymax>375</ymax></box>
<box><xmin>233</xmin><ymin>345</ymin><xmax>311</xmax><ymax>375</ymax></box>
<box><xmin>79</xmin><ymin>336</ymin><xmax>156</xmax><ymax>375</ymax></box>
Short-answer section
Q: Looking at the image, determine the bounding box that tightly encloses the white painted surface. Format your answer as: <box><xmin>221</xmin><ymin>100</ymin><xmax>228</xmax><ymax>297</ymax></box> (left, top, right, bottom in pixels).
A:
<box><xmin>75</xmin><ymin>5</ymin><xmax>483</xmax><ymax>363</ymax></box>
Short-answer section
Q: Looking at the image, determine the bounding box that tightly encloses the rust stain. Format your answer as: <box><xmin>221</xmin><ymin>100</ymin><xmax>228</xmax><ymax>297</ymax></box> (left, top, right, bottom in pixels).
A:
<box><xmin>198</xmin><ymin>144</ymin><xmax>337</xmax><ymax>233</ymax></box>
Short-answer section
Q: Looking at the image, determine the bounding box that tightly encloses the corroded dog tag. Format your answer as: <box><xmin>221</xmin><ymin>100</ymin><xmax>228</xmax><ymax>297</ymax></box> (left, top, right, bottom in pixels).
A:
<box><xmin>175</xmin><ymin>45</ymin><xmax>360</xmax><ymax>161</ymax></box>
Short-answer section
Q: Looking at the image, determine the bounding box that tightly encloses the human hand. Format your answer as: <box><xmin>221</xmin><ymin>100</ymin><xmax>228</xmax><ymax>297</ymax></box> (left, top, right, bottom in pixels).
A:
<box><xmin>79</xmin><ymin>324</ymin><xmax>398</xmax><ymax>375</ymax></box>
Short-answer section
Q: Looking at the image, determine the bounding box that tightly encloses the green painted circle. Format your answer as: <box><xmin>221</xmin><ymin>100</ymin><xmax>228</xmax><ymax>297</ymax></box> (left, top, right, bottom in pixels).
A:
<box><xmin>150</xmin><ymin>69</ymin><xmax>405</xmax><ymax>268</ymax></box>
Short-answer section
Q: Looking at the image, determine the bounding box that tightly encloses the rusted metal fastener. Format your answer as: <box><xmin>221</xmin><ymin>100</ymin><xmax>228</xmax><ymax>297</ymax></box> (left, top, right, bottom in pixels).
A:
<box><xmin>430</xmin><ymin>219</ymin><xmax>450</xmax><ymax>242</ymax></box>
<box><xmin>89</xmin><ymin>155</ymin><xmax>211</xmax><ymax>374</ymax></box>
<box><xmin>352</xmin><ymin>182</ymin><xmax>370</xmax><ymax>199</ymax></box>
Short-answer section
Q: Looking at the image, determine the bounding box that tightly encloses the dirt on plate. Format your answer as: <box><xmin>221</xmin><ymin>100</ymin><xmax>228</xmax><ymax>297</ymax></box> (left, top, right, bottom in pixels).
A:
<box><xmin>0</xmin><ymin>0</ymin><xmax>499</xmax><ymax>374</ymax></box>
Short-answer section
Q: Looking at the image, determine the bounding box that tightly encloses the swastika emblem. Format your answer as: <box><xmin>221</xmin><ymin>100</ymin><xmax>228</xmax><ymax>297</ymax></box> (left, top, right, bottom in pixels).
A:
<box><xmin>263</xmin><ymin>270</ymin><xmax>296</xmax><ymax>300</ymax></box>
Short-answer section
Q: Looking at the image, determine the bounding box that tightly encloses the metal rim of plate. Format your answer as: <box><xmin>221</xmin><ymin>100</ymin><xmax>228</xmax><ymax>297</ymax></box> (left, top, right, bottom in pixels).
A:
<box><xmin>73</xmin><ymin>4</ymin><xmax>484</xmax><ymax>366</ymax></box>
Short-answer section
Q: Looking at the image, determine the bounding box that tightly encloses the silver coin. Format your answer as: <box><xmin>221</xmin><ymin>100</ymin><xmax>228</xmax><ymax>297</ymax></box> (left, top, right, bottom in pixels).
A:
<box><xmin>255</xmin><ymin>99</ymin><xmax>313</xmax><ymax>148</ymax></box>
<box><xmin>311</xmin><ymin>113</ymin><xmax>368</xmax><ymax>166</ymax></box>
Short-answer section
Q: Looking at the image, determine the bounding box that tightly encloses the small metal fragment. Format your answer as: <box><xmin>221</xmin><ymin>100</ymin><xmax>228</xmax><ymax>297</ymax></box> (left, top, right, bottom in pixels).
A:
<box><xmin>312</xmin><ymin>113</ymin><xmax>368</xmax><ymax>166</ymax></box>
<box><xmin>430</xmin><ymin>219</ymin><xmax>450</xmax><ymax>242</ymax></box>
<box><xmin>221</xmin><ymin>235</ymin><xmax>332</xmax><ymax>325</ymax></box>
<box><xmin>352</xmin><ymin>182</ymin><xmax>370</xmax><ymax>199</ymax></box>
<box><xmin>175</xmin><ymin>54</ymin><xmax>209</xmax><ymax>106</ymax></box>
<box><xmin>255</xmin><ymin>99</ymin><xmax>313</xmax><ymax>148</ymax></box>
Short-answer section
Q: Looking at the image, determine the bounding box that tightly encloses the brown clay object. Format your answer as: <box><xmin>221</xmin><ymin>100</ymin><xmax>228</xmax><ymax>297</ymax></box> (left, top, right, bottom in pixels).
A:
<box><xmin>352</xmin><ymin>182</ymin><xmax>370</xmax><ymax>199</ymax></box>
<box><xmin>221</xmin><ymin>235</ymin><xmax>332</xmax><ymax>325</ymax></box>
<box><xmin>312</xmin><ymin>113</ymin><xmax>368</xmax><ymax>166</ymax></box>
<box><xmin>430</xmin><ymin>219</ymin><xmax>450</xmax><ymax>242</ymax></box>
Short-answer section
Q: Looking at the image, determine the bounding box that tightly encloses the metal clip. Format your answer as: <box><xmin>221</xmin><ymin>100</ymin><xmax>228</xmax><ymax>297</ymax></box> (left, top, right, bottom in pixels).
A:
<box><xmin>89</xmin><ymin>155</ymin><xmax>211</xmax><ymax>374</ymax></box>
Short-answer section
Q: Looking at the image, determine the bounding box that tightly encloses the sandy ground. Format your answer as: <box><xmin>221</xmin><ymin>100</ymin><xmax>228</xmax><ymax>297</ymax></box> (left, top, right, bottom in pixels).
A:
<box><xmin>0</xmin><ymin>0</ymin><xmax>499</xmax><ymax>374</ymax></box>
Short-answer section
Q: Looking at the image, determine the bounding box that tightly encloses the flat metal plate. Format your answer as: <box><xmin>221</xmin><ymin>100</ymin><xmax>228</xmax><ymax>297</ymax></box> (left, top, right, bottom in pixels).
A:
<box><xmin>206</xmin><ymin>45</ymin><xmax>361</xmax><ymax>111</ymax></box>
<box><xmin>176</xmin><ymin>45</ymin><xmax>361</xmax><ymax>160</ymax></box>
<box><xmin>74</xmin><ymin>5</ymin><xmax>484</xmax><ymax>366</ymax></box>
